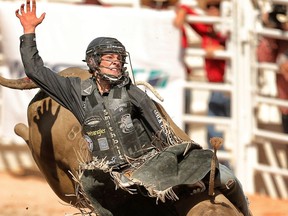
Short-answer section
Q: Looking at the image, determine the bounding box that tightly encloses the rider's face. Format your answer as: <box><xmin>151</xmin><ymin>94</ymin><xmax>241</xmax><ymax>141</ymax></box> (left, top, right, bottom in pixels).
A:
<box><xmin>99</xmin><ymin>53</ymin><xmax>122</xmax><ymax>77</ymax></box>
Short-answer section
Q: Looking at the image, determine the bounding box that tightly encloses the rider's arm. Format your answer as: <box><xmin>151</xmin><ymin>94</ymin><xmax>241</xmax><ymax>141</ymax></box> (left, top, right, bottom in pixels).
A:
<box><xmin>20</xmin><ymin>33</ymin><xmax>85</xmax><ymax>123</ymax></box>
<box><xmin>16</xmin><ymin>0</ymin><xmax>85</xmax><ymax>123</ymax></box>
<box><xmin>128</xmin><ymin>85</ymin><xmax>167</xmax><ymax>140</ymax></box>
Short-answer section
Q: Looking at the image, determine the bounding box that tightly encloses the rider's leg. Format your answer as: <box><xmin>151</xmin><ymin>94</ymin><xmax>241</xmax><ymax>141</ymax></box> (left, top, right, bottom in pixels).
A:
<box><xmin>80</xmin><ymin>169</ymin><xmax>114</xmax><ymax>216</ymax></box>
<box><xmin>214</xmin><ymin>164</ymin><xmax>250</xmax><ymax>216</ymax></box>
<box><xmin>81</xmin><ymin>169</ymin><xmax>178</xmax><ymax>216</ymax></box>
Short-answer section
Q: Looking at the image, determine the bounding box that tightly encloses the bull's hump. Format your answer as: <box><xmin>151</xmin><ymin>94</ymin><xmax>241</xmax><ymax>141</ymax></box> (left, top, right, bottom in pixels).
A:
<box><xmin>58</xmin><ymin>67</ymin><xmax>91</xmax><ymax>80</ymax></box>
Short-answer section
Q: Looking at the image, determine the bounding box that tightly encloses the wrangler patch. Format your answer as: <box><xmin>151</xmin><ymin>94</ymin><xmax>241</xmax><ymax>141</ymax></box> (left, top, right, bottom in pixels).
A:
<box><xmin>86</xmin><ymin>128</ymin><xmax>106</xmax><ymax>137</ymax></box>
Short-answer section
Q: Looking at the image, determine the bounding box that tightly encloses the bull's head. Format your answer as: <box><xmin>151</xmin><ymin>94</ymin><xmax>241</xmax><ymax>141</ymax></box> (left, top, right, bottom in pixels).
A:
<box><xmin>0</xmin><ymin>67</ymin><xmax>91</xmax><ymax>205</ymax></box>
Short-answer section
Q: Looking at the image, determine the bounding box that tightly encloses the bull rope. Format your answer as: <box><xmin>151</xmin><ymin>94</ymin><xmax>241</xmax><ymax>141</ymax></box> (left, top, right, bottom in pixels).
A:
<box><xmin>135</xmin><ymin>81</ymin><xmax>164</xmax><ymax>102</ymax></box>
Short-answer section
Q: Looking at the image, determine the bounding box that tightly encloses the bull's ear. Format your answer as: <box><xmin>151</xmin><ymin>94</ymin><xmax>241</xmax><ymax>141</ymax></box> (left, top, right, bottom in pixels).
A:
<box><xmin>153</xmin><ymin>101</ymin><xmax>191</xmax><ymax>141</ymax></box>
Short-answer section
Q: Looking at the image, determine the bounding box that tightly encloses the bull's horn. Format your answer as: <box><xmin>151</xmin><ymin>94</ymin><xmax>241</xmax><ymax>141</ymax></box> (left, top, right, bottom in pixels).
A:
<box><xmin>135</xmin><ymin>81</ymin><xmax>164</xmax><ymax>102</ymax></box>
<box><xmin>0</xmin><ymin>76</ymin><xmax>37</xmax><ymax>89</ymax></box>
<box><xmin>14</xmin><ymin>123</ymin><xmax>30</xmax><ymax>145</ymax></box>
<box><xmin>0</xmin><ymin>67</ymin><xmax>89</xmax><ymax>90</ymax></box>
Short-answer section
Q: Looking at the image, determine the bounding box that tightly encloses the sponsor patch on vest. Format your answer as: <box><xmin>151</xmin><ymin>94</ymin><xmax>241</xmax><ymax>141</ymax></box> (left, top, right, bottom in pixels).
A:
<box><xmin>86</xmin><ymin>128</ymin><xmax>106</xmax><ymax>137</ymax></box>
<box><xmin>83</xmin><ymin>85</ymin><xmax>93</xmax><ymax>95</ymax></box>
<box><xmin>112</xmin><ymin>103</ymin><xmax>128</xmax><ymax>112</ymax></box>
<box><xmin>153</xmin><ymin>109</ymin><xmax>163</xmax><ymax>128</ymax></box>
<box><xmin>98</xmin><ymin>137</ymin><xmax>109</xmax><ymax>151</ymax></box>
<box><xmin>84</xmin><ymin>135</ymin><xmax>94</xmax><ymax>152</ymax></box>
<box><xmin>84</xmin><ymin>116</ymin><xmax>101</xmax><ymax>126</ymax></box>
<box><xmin>119</xmin><ymin>114</ymin><xmax>133</xmax><ymax>133</ymax></box>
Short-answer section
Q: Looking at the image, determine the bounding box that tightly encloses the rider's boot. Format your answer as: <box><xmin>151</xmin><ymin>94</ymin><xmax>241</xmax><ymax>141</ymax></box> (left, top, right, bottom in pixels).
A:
<box><xmin>215</xmin><ymin>164</ymin><xmax>250</xmax><ymax>216</ymax></box>
<box><xmin>80</xmin><ymin>169</ymin><xmax>114</xmax><ymax>216</ymax></box>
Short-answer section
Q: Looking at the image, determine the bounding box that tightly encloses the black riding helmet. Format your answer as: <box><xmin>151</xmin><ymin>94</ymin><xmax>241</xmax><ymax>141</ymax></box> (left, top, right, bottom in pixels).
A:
<box><xmin>84</xmin><ymin>37</ymin><xmax>127</xmax><ymax>73</ymax></box>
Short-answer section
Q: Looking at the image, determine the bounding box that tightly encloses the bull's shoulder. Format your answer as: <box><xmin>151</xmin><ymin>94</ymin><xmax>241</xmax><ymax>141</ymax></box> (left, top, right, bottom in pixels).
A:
<box><xmin>58</xmin><ymin>67</ymin><xmax>91</xmax><ymax>80</ymax></box>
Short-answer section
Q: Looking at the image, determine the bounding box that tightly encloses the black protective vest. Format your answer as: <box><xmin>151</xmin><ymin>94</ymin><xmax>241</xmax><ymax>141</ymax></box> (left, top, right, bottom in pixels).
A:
<box><xmin>81</xmin><ymin>79</ymin><xmax>154</xmax><ymax>166</ymax></box>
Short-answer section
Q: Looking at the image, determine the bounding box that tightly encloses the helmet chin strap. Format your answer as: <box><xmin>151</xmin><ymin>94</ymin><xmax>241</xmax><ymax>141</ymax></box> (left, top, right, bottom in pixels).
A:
<box><xmin>95</xmin><ymin>66</ymin><xmax>124</xmax><ymax>84</ymax></box>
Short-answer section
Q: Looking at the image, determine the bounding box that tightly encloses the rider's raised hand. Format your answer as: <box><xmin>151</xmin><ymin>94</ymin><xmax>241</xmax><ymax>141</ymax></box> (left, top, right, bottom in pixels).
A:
<box><xmin>15</xmin><ymin>0</ymin><xmax>46</xmax><ymax>34</ymax></box>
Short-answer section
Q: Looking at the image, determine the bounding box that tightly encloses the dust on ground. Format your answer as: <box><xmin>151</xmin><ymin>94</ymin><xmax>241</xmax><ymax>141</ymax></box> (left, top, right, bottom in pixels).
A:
<box><xmin>1</xmin><ymin>172</ymin><xmax>288</xmax><ymax>216</ymax></box>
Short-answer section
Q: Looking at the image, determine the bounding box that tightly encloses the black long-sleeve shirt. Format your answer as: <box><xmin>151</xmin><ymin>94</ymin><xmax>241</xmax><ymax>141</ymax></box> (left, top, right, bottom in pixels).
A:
<box><xmin>20</xmin><ymin>33</ymin><xmax>164</xmax><ymax>134</ymax></box>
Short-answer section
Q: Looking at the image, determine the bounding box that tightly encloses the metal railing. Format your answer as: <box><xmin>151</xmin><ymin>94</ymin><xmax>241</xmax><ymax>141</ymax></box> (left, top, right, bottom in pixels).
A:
<box><xmin>182</xmin><ymin>0</ymin><xmax>288</xmax><ymax>199</ymax></box>
<box><xmin>249</xmin><ymin>0</ymin><xmax>288</xmax><ymax>198</ymax></box>
<box><xmin>181</xmin><ymin>0</ymin><xmax>236</xmax><ymax>165</ymax></box>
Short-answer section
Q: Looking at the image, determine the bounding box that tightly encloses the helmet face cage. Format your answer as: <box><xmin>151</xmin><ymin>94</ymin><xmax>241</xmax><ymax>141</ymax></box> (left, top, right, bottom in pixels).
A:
<box><xmin>85</xmin><ymin>38</ymin><xmax>127</xmax><ymax>73</ymax></box>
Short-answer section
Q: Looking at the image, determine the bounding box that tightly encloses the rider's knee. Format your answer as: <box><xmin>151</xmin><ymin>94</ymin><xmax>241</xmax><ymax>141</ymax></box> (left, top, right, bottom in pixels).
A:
<box><xmin>217</xmin><ymin>164</ymin><xmax>241</xmax><ymax>190</ymax></box>
<box><xmin>224</xmin><ymin>178</ymin><xmax>236</xmax><ymax>189</ymax></box>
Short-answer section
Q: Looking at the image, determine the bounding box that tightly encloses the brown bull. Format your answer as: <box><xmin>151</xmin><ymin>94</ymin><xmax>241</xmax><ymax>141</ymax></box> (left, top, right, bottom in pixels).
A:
<box><xmin>1</xmin><ymin>67</ymin><xmax>92</xmax><ymax>205</ymax></box>
<box><xmin>0</xmin><ymin>67</ymin><xmax>243</xmax><ymax>215</ymax></box>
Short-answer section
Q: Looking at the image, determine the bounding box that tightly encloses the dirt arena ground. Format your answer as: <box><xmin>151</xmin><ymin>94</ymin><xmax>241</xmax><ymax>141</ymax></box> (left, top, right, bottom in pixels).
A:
<box><xmin>1</xmin><ymin>171</ymin><xmax>288</xmax><ymax>216</ymax></box>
